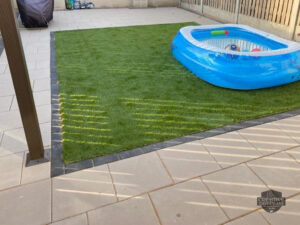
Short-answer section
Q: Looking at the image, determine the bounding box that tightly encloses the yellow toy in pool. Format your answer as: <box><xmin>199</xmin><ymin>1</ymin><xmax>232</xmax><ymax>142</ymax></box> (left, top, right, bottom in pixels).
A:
<box><xmin>225</xmin><ymin>44</ymin><xmax>240</xmax><ymax>52</ymax></box>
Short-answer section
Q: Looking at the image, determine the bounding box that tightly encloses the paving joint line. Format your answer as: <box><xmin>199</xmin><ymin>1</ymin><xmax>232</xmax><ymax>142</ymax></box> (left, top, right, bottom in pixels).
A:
<box><xmin>220</xmin><ymin>208</ymin><xmax>262</xmax><ymax>225</ymax></box>
<box><xmin>8</xmin><ymin>95</ymin><xmax>15</xmax><ymax>112</ymax></box>
<box><xmin>155</xmin><ymin>151</ymin><xmax>176</xmax><ymax>184</ymax></box>
<box><xmin>272</xmin><ymin>122</ymin><xmax>300</xmax><ymax>145</ymax></box>
<box><xmin>235</xmin><ymin>130</ymin><xmax>263</xmax><ymax>156</ymax></box>
<box><xmin>284</xmin><ymin>148</ymin><xmax>300</xmax><ymax>165</ymax></box>
<box><xmin>245</xmin><ymin>162</ymin><xmax>271</xmax><ymax>190</ymax></box>
<box><xmin>148</xmin><ymin>193</ymin><xmax>163</xmax><ymax>225</ymax></box>
<box><xmin>201</xmin><ymin>142</ymin><xmax>224</xmax><ymax>169</ymax></box>
<box><xmin>86</xmin><ymin>212</ymin><xmax>90</xmax><ymax>225</ymax></box>
<box><xmin>19</xmin><ymin>151</ymin><xmax>26</xmax><ymax>186</ymax></box>
<box><xmin>0</xmin><ymin>176</ymin><xmax>49</xmax><ymax>193</ymax></box>
<box><xmin>0</xmin><ymin>150</ymin><xmax>28</xmax><ymax>159</ymax></box>
<box><xmin>106</xmin><ymin>163</ymin><xmax>119</xmax><ymax>202</ymax></box>
<box><xmin>199</xmin><ymin>176</ymin><xmax>231</xmax><ymax>220</ymax></box>
<box><xmin>258</xmin><ymin>211</ymin><xmax>272</xmax><ymax>225</ymax></box>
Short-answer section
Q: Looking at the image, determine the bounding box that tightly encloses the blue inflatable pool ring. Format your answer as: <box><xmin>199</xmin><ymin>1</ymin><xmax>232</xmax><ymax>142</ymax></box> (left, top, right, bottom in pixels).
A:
<box><xmin>171</xmin><ymin>24</ymin><xmax>300</xmax><ymax>90</ymax></box>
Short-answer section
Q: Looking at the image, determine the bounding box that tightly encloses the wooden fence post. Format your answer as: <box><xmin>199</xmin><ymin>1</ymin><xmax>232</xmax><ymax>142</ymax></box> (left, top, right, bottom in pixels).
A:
<box><xmin>201</xmin><ymin>0</ymin><xmax>203</xmax><ymax>14</ymax></box>
<box><xmin>235</xmin><ymin>0</ymin><xmax>240</xmax><ymax>24</ymax></box>
<box><xmin>290</xmin><ymin>0</ymin><xmax>300</xmax><ymax>40</ymax></box>
<box><xmin>0</xmin><ymin>0</ymin><xmax>44</xmax><ymax>160</ymax></box>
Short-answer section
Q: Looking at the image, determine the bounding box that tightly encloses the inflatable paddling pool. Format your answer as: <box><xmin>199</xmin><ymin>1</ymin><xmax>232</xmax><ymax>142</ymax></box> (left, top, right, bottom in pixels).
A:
<box><xmin>171</xmin><ymin>24</ymin><xmax>300</xmax><ymax>90</ymax></box>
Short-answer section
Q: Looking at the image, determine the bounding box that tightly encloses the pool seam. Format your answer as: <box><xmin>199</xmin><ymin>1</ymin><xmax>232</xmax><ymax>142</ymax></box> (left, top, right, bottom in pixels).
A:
<box><xmin>50</xmin><ymin>31</ymin><xmax>300</xmax><ymax>178</ymax></box>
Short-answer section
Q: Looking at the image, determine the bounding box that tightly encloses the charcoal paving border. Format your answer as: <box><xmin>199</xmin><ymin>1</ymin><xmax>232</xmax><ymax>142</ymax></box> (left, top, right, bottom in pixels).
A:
<box><xmin>50</xmin><ymin>31</ymin><xmax>300</xmax><ymax>177</ymax></box>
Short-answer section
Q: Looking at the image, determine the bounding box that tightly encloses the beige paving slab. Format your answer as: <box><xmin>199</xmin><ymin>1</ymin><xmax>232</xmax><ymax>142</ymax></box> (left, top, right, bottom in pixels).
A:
<box><xmin>36</xmin><ymin>59</ymin><xmax>50</xmax><ymax>70</ymax></box>
<box><xmin>40</xmin><ymin>122</ymin><xmax>51</xmax><ymax>147</ymax></box>
<box><xmin>0</xmin><ymin>123</ymin><xmax>50</xmax><ymax>157</ymax></box>
<box><xmin>0</xmin><ymin>128</ymin><xmax>28</xmax><ymax>156</ymax></box>
<box><xmin>50</xmin><ymin>214</ymin><xmax>88</xmax><ymax>225</ymax></box>
<box><xmin>286</xmin><ymin>146</ymin><xmax>300</xmax><ymax>163</ymax></box>
<box><xmin>0</xmin><ymin>110</ymin><xmax>22</xmax><ymax>132</ymax></box>
<box><xmin>0</xmin><ymin>76</ymin><xmax>14</xmax><ymax>97</ymax></box>
<box><xmin>260</xmin><ymin>194</ymin><xmax>300</xmax><ymax>225</ymax></box>
<box><xmin>0</xmin><ymin>96</ymin><xmax>13</xmax><ymax>113</ymax></box>
<box><xmin>0</xmin><ymin>179</ymin><xmax>51</xmax><ymax>225</ymax></box>
<box><xmin>238</xmin><ymin>123</ymin><xmax>298</xmax><ymax>155</ymax></box>
<box><xmin>11</xmin><ymin>90</ymin><xmax>50</xmax><ymax>110</ymax></box>
<box><xmin>224</xmin><ymin>212</ymin><xmax>269</xmax><ymax>225</ymax></box>
<box><xmin>261</xmin><ymin>195</ymin><xmax>300</xmax><ymax>225</ymax></box>
<box><xmin>272</xmin><ymin>116</ymin><xmax>300</xmax><ymax>143</ymax></box>
<box><xmin>33</xmin><ymin>90</ymin><xmax>51</xmax><ymax>106</ymax></box>
<box><xmin>202</xmin><ymin>164</ymin><xmax>268</xmax><ymax>219</ymax></box>
<box><xmin>0</xmin><ymin>51</ymin><xmax>8</xmax><ymax>63</ymax></box>
<box><xmin>21</xmin><ymin>161</ymin><xmax>50</xmax><ymax>184</ymax></box>
<box><xmin>9</xmin><ymin>103</ymin><xmax>51</xmax><ymax>127</ymax></box>
<box><xmin>158</xmin><ymin>143</ymin><xmax>221</xmax><ymax>182</ymax></box>
<box><xmin>37</xmin><ymin>104</ymin><xmax>51</xmax><ymax>124</ymax></box>
<box><xmin>0</xmin><ymin>152</ymin><xmax>23</xmax><ymax>191</ymax></box>
<box><xmin>109</xmin><ymin>152</ymin><xmax>172</xmax><ymax>200</ymax></box>
<box><xmin>198</xmin><ymin>132</ymin><xmax>261</xmax><ymax>168</ymax></box>
<box><xmin>28</xmin><ymin>68</ymin><xmax>50</xmax><ymax>80</ymax></box>
<box><xmin>88</xmin><ymin>195</ymin><xmax>160</xmax><ymax>225</ymax></box>
<box><xmin>247</xmin><ymin>152</ymin><xmax>300</xmax><ymax>197</ymax></box>
<box><xmin>150</xmin><ymin>178</ymin><xmax>228</xmax><ymax>225</ymax></box>
<box><xmin>0</xmin><ymin>63</ymin><xmax>7</xmax><ymax>74</ymax></box>
<box><xmin>52</xmin><ymin>165</ymin><xmax>117</xmax><ymax>221</ymax></box>
<box><xmin>33</xmin><ymin>78</ymin><xmax>50</xmax><ymax>92</ymax></box>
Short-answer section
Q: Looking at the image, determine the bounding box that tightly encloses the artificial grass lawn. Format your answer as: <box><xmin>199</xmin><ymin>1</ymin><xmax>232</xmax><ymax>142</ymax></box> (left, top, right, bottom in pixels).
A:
<box><xmin>56</xmin><ymin>23</ymin><xmax>300</xmax><ymax>164</ymax></box>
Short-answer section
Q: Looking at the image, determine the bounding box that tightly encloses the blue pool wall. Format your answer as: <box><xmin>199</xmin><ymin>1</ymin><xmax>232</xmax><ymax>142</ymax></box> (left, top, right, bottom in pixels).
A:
<box><xmin>172</xmin><ymin>25</ymin><xmax>300</xmax><ymax>90</ymax></box>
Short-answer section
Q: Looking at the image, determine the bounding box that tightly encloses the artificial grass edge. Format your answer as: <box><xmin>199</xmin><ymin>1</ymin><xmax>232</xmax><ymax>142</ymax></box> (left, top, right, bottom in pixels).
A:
<box><xmin>55</xmin><ymin>23</ymin><xmax>300</xmax><ymax>164</ymax></box>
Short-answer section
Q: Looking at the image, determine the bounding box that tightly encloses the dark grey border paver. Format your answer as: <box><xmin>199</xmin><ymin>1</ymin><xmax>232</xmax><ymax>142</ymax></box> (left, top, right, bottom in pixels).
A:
<box><xmin>50</xmin><ymin>31</ymin><xmax>300</xmax><ymax>177</ymax></box>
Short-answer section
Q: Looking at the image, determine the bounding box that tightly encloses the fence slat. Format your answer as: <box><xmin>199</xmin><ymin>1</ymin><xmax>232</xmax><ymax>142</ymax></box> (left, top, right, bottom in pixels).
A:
<box><xmin>268</xmin><ymin>0</ymin><xmax>276</xmax><ymax>21</ymax></box>
<box><xmin>247</xmin><ymin>0</ymin><xmax>252</xmax><ymax>16</ymax></box>
<box><xmin>257</xmin><ymin>0</ymin><xmax>263</xmax><ymax>19</ymax></box>
<box><xmin>285</xmin><ymin>0</ymin><xmax>294</xmax><ymax>26</ymax></box>
<box><xmin>281</xmin><ymin>0</ymin><xmax>289</xmax><ymax>24</ymax></box>
<box><xmin>254</xmin><ymin>0</ymin><xmax>260</xmax><ymax>18</ymax></box>
<box><xmin>272</xmin><ymin>0</ymin><xmax>280</xmax><ymax>22</ymax></box>
<box><xmin>276</xmin><ymin>0</ymin><xmax>284</xmax><ymax>23</ymax></box>
<box><xmin>264</xmin><ymin>0</ymin><xmax>271</xmax><ymax>20</ymax></box>
<box><xmin>239</xmin><ymin>0</ymin><xmax>244</xmax><ymax>14</ymax></box>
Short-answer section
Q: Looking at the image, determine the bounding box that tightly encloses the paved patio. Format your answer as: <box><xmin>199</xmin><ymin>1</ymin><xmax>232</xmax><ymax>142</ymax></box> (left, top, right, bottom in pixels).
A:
<box><xmin>0</xmin><ymin>7</ymin><xmax>300</xmax><ymax>225</ymax></box>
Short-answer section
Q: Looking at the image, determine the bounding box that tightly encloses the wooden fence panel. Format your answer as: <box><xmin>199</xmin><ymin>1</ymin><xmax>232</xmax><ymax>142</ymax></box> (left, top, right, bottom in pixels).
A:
<box><xmin>181</xmin><ymin>0</ymin><xmax>300</xmax><ymax>40</ymax></box>
<box><xmin>294</xmin><ymin>8</ymin><xmax>300</xmax><ymax>41</ymax></box>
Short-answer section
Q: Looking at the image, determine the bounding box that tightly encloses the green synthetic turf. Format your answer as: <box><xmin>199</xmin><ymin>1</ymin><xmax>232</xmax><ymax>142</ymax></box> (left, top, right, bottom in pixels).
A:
<box><xmin>55</xmin><ymin>23</ymin><xmax>300</xmax><ymax>164</ymax></box>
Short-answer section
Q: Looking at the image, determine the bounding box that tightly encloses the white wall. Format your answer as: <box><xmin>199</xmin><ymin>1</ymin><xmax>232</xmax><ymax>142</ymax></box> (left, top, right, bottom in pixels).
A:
<box><xmin>54</xmin><ymin>0</ymin><xmax>179</xmax><ymax>10</ymax></box>
<box><xmin>13</xmin><ymin>0</ymin><xmax>179</xmax><ymax>10</ymax></box>
<box><xmin>54</xmin><ymin>0</ymin><xmax>66</xmax><ymax>10</ymax></box>
<box><xmin>148</xmin><ymin>0</ymin><xmax>179</xmax><ymax>7</ymax></box>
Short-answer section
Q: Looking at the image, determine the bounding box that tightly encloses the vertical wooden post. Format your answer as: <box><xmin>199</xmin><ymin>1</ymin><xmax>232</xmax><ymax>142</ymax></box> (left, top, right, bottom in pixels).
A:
<box><xmin>0</xmin><ymin>0</ymin><xmax>44</xmax><ymax>160</ymax></box>
<box><xmin>235</xmin><ymin>0</ymin><xmax>240</xmax><ymax>24</ymax></box>
<box><xmin>291</xmin><ymin>0</ymin><xmax>300</xmax><ymax>40</ymax></box>
<box><xmin>201</xmin><ymin>0</ymin><xmax>204</xmax><ymax>14</ymax></box>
